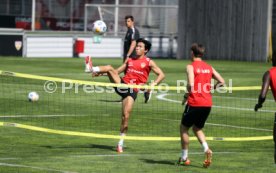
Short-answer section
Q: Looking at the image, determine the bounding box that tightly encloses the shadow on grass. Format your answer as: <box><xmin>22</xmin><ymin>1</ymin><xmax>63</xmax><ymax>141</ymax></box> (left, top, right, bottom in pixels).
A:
<box><xmin>90</xmin><ymin>144</ymin><xmax>116</xmax><ymax>151</ymax></box>
<box><xmin>140</xmin><ymin>159</ymin><xmax>175</xmax><ymax>165</ymax></box>
<box><xmin>41</xmin><ymin>144</ymin><xmax>117</xmax><ymax>151</ymax></box>
<box><xmin>140</xmin><ymin>159</ymin><xmax>203</xmax><ymax>168</ymax></box>
<box><xmin>98</xmin><ymin>99</ymin><xmax>122</xmax><ymax>103</ymax></box>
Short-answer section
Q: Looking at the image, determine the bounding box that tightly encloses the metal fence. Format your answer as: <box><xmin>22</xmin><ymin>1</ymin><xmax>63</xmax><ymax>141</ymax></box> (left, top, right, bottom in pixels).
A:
<box><xmin>177</xmin><ymin>0</ymin><xmax>273</xmax><ymax>61</ymax></box>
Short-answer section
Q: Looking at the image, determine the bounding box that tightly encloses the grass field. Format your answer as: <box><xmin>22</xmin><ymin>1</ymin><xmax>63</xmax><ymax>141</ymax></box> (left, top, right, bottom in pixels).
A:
<box><xmin>0</xmin><ymin>57</ymin><xmax>275</xmax><ymax>173</ymax></box>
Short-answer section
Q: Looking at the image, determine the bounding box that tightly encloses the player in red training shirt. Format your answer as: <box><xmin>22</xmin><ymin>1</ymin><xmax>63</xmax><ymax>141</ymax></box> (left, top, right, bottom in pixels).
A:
<box><xmin>177</xmin><ymin>43</ymin><xmax>225</xmax><ymax>168</ymax></box>
<box><xmin>85</xmin><ymin>38</ymin><xmax>165</xmax><ymax>153</ymax></box>
<box><xmin>255</xmin><ymin>53</ymin><xmax>276</xmax><ymax>165</ymax></box>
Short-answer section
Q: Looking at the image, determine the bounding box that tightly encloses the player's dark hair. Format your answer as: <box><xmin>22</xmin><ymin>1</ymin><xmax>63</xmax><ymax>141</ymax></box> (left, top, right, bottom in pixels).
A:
<box><xmin>137</xmin><ymin>38</ymin><xmax>152</xmax><ymax>54</ymax></box>
<box><xmin>272</xmin><ymin>51</ymin><xmax>276</xmax><ymax>67</ymax></box>
<box><xmin>191</xmin><ymin>43</ymin><xmax>205</xmax><ymax>58</ymax></box>
<box><xmin>125</xmin><ymin>15</ymin><xmax>134</xmax><ymax>21</ymax></box>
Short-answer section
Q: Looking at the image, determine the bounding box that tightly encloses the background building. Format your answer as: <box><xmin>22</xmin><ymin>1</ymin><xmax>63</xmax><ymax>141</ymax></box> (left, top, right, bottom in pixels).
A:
<box><xmin>0</xmin><ymin>0</ymin><xmax>275</xmax><ymax>61</ymax></box>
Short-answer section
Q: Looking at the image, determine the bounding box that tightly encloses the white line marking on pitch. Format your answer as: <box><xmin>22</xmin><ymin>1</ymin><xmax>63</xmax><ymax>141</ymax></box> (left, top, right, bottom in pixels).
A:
<box><xmin>0</xmin><ymin>115</ymin><xmax>69</xmax><ymax>118</ymax></box>
<box><xmin>0</xmin><ymin>162</ymin><xmax>77</xmax><ymax>173</ymax></box>
<box><xmin>206</xmin><ymin>123</ymin><xmax>272</xmax><ymax>132</ymax></box>
<box><xmin>143</xmin><ymin>117</ymin><xmax>272</xmax><ymax>132</ymax></box>
<box><xmin>0</xmin><ymin>114</ymin><xmax>91</xmax><ymax>118</ymax></box>
<box><xmin>161</xmin><ymin>93</ymin><xmax>275</xmax><ymax>102</ymax></box>
<box><xmin>69</xmin><ymin>151</ymin><xmax>237</xmax><ymax>158</ymax></box>
<box><xmin>155</xmin><ymin>93</ymin><xmax>273</xmax><ymax>132</ymax></box>
<box><xmin>156</xmin><ymin>93</ymin><xmax>275</xmax><ymax>113</ymax></box>
<box><xmin>213</xmin><ymin>95</ymin><xmax>275</xmax><ymax>102</ymax></box>
<box><xmin>0</xmin><ymin>158</ymin><xmax>18</xmax><ymax>160</ymax></box>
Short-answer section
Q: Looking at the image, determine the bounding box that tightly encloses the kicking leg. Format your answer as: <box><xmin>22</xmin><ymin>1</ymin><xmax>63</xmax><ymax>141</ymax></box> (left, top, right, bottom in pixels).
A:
<box><xmin>84</xmin><ymin>56</ymin><xmax>121</xmax><ymax>83</ymax></box>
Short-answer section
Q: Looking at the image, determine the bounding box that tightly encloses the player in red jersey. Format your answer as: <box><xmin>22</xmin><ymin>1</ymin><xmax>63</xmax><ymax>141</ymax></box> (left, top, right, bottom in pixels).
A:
<box><xmin>85</xmin><ymin>38</ymin><xmax>165</xmax><ymax>153</ymax></box>
<box><xmin>255</xmin><ymin>53</ymin><xmax>276</xmax><ymax>164</ymax></box>
<box><xmin>177</xmin><ymin>43</ymin><xmax>225</xmax><ymax>167</ymax></box>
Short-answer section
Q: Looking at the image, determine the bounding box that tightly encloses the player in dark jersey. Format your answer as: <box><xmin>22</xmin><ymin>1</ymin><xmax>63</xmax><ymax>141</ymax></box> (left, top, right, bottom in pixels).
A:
<box><xmin>123</xmin><ymin>15</ymin><xmax>140</xmax><ymax>62</ymax></box>
<box><xmin>85</xmin><ymin>38</ymin><xmax>165</xmax><ymax>153</ymax></box>
<box><xmin>255</xmin><ymin>53</ymin><xmax>276</xmax><ymax>164</ymax></box>
<box><xmin>177</xmin><ymin>43</ymin><xmax>225</xmax><ymax>168</ymax></box>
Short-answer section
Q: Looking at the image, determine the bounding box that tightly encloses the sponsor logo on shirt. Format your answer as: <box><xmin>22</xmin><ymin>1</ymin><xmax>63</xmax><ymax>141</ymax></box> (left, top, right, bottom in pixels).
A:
<box><xmin>128</xmin><ymin>62</ymin><xmax>133</xmax><ymax>66</ymax></box>
<box><xmin>196</xmin><ymin>68</ymin><xmax>211</xmax><ymax>74</ymax></box>
<box><xmin>127</xmin><ymin>69</ymin><xmax>144</xmax><ymax>75</ymax></box>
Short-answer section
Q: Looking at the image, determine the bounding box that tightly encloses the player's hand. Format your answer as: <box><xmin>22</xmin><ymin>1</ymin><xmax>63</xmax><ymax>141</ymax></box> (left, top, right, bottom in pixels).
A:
<box><xmin>92</xmin><ymin>72</ymin><xmax>107</xmax><ymax>77</ymax></box>
<box><xmin>92</xmin><ymin>72</ymin><xmax>100</xmax><ymax>77</ymax></box>
<box><xmin>254</xmin><ymin>103</ymin><xmax>262</xmax><ymax>112</ymax></box>
<box><xmin>182</xmin><ymin>98</ymin><xmax>187</xmax><ymax>105</ymax></box>
<box><xmin>92</xmin><ymin>72</ymin><xmax>104</xmax><ymax>77</ymax></box>
<box><xmin>149</xmin><ymin>82</ymin><xmax>157</xmax><ymax>91</ymax></box>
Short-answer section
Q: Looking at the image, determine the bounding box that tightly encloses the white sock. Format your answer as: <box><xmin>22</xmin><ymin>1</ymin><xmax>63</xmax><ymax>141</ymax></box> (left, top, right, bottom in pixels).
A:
<box><xmin>118</xmin><ymin>133</ymin><xmax>125</xmax><ymax>146</ymax></box>
<box><xmin>202</xmin><ymin>142</ymin><xmax>209</xmax><ymax>152</ymax></box>
<box><xmin>181</xmin><ymin>149</ymin><xmax>188</xmax><ymax>160</ymax></box>
<box><xmin>92</xmin><ymin>66</ymin><xmax>100</xmax><ymax>73</ymax></box>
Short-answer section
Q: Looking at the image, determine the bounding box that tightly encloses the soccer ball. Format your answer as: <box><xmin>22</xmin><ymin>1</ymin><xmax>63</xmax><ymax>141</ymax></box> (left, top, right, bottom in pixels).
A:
<box><xmin>92</xmin><ymin>20</ymin><xmax>107</xmax><ymax>34</ymax></box>
<box><xmin>28</xmin><ymin>92</ymin><xmax>39</xmax><ymax>102</ymax></box>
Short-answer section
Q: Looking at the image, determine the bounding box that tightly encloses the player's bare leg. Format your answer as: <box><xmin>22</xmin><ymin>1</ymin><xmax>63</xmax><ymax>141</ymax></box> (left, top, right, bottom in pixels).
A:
<box><xmin>180</xmin><ymin>124</ymin><xmax>190</xmax><ymax>151</ymax></box>
<box><xmin>84</xmin><ymin>56</ymin><xmax>121</xmax><ymax>83</ymax></box>
<box><xmin>192</xmin><ymin>126</ymin><xmax>212</xmax><ymax>168</ymax></box>
<box><xmin>178</xmin><ymin>124</ymin><xmax>191</xmax><ymax>165</ymax></box>
<box><xmin>117</xmin><ymin>96</ymin><xmax>134</xmax><ymax>153</ymax></box>
<box><xmin>120</xmin><ymin>96</ymin><xmax>134</xmax><ymax>133</ymax></box>
<box><xmin>91</xmin><ymin>65</ymin><xmax>121</xmax><ymax>83</ymax></box>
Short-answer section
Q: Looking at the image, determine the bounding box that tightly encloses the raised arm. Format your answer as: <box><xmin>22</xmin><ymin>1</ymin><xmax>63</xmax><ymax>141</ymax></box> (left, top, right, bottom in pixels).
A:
<box><xmin>255</xmin><ymin>71</ymin><xmax>270</xmax><ymax>111</ymax></box>
<box><xmin>149</xmin><ymin>60</ymin><xmax>165</xmax><ymax>86</ymax></box>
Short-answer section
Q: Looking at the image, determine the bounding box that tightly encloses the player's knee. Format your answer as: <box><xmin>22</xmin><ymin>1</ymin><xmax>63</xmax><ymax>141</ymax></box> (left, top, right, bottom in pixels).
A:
<box><xmin>180</xmin><ymin>124</ymin><xmax>189</xmax><ymax>130</ymax></box>
<box><xmin>123</xmin><ymin>110</ymin><xmax>131</xmax><ymax>117</ymax></box>
<box><xmin>122</xmin><ymin>118</ymin><xmax>129</xmax><ymax>128</ymax></box>
<box><xmin>180</xmin><ymin>124</ymin><xmax>184</xmax><ymax>131</ymax></box>
<box><xmin>106</xmin><ymin>65</ymin><xmax>114</xmax><ymax>71</ymax></box>
<box><xmin>192</xmin><ymin>126</ymin><xmax>201</xmax><ymax>133</ymax></box>
<box><xmin>122</xmin><ymin>115</ymin><xmax>129</xmax><ymax>122</ymax></box>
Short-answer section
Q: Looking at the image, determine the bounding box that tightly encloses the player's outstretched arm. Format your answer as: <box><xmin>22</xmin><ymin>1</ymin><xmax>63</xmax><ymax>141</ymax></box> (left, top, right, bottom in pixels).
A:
<box><xmin>149</xmin><ymin>60</ymin><xmax>165</xmax><ymax>86</ymax></box>
<box><xmin>255</xmin><ymin>71</ymin><xmax>270</xmax><ymax>111</ymax></box>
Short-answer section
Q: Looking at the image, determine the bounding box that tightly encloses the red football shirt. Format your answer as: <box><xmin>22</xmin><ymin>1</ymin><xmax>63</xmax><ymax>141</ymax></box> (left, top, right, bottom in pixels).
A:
<box><xmin>122</xmin><ymin>57</ymin><xmax>151</xmax><ymax>87</ymax></box>
<box><xmin>269</xmin><ymin>67</ymin><xmax>276</xmax><ymax>101</ymax></box>
<box><xmin>187</xmin><ymin>60</ymin><xmax>213</xmax><ymax>107</ymax></box>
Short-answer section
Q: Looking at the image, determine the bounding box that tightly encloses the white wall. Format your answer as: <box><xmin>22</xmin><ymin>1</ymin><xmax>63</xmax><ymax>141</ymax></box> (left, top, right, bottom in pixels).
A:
<box><xmin>26</xmin><ymin>36</ymin><xmax>122</xmax><ymax>58</ymax></box>
<box><xmin>26</xmin><ymin>37</ymin><xmax>73</xmax><ymax>57</ymax></box>
<box><xmin>24</xmin><ymin>36</ymin><xmax>176</xmax><ymax>58</ymax></box>
<box><xmin>77</xmin><ymin>37</ymin><xmax>122</xmax><ymax>58</ymax></box>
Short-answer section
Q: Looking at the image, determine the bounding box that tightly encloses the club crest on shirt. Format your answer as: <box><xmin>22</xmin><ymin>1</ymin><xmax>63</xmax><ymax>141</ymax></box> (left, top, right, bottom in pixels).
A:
<box><xmin>141</xmin><ymin>62</ymin><xmax>146</xmax><ymax>68</ymax></box>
